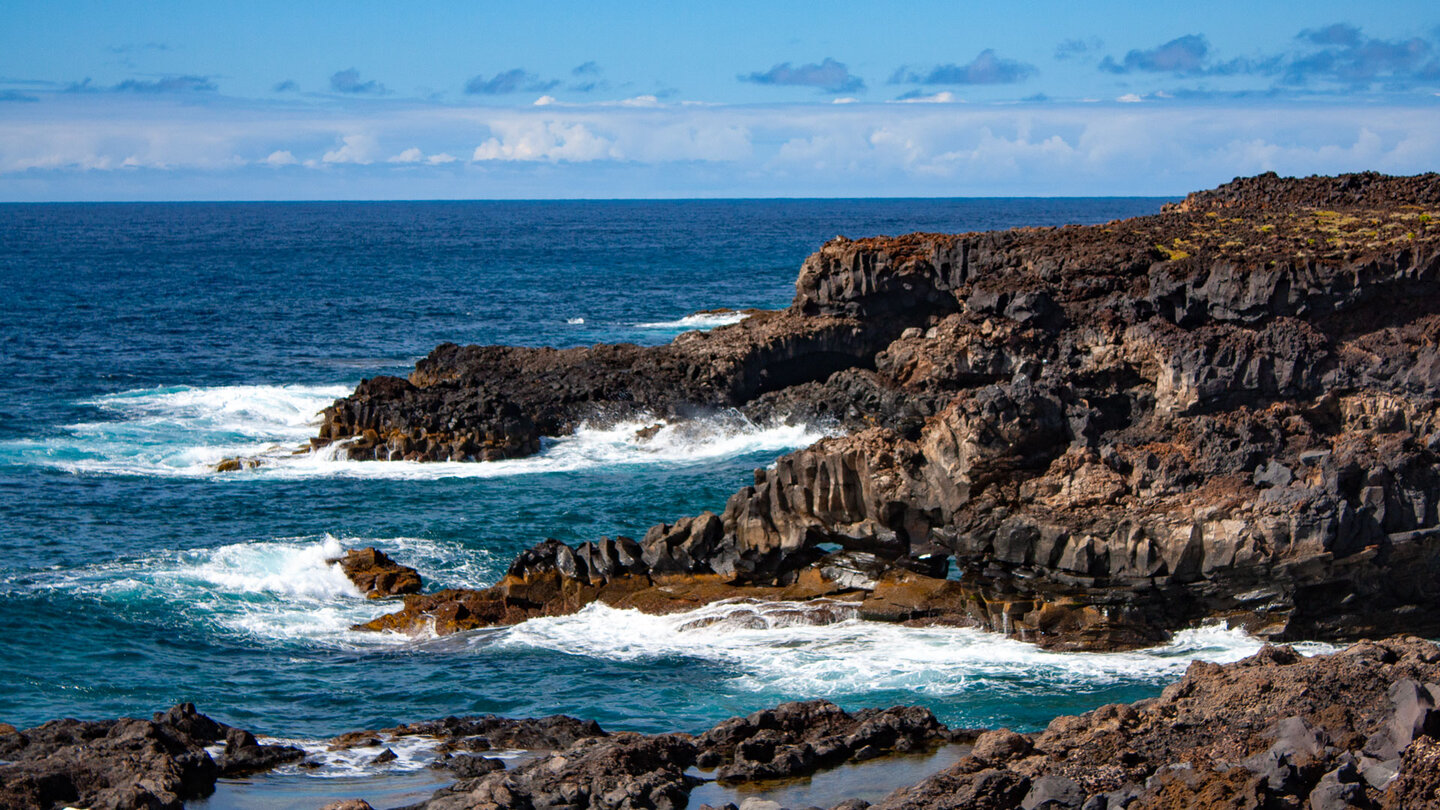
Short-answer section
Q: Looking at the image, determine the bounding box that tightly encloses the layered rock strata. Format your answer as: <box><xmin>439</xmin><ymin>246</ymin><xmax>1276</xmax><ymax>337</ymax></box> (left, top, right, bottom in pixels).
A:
<box><xmin>335</xmin><ymin>172</ymin><xmax>1440</xmax><ymax>649</ymax></box>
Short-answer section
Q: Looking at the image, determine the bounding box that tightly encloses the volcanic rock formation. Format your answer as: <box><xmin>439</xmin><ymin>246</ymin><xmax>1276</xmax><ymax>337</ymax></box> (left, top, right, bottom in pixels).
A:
<box><xmin>329</xmin><ymin>172</ymin><xmax>1440</xmax><ymax>650</ymax></box>
<box><xmin>0</xmin><ymin>704</ymin><xmax>303</xmax><ymax>810</ymax></box>
<box><xmin>325</xmin><ymin>637</ymin><xmax>1440</xmax><ymax>810</ymax></box>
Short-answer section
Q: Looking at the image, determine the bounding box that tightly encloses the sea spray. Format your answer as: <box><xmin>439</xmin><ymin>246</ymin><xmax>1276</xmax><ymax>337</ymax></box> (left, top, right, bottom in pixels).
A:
<box><xmin>10</xmin><ymin>384</ymin><xmax>830</xmax><ymax>479</ymax></box>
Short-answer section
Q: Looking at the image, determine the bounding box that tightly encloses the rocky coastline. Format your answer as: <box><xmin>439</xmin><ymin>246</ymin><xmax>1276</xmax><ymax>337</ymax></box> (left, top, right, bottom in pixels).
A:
<box><xmin>6</xmin><ymin>637</ymin><xmax>1440</xmax><ymax>809</ymax></box>
<box><xmin>314</xmin><ymin>172</ymin><xmax>1440</xmax><ymax>652</ymax></box>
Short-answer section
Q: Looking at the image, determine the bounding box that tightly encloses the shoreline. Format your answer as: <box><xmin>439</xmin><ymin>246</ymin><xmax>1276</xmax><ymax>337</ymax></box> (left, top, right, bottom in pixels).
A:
<box><xmin>5</xmin><ymin>636</ymin><xmax>1440</xmax><ymax>809</ymax></box>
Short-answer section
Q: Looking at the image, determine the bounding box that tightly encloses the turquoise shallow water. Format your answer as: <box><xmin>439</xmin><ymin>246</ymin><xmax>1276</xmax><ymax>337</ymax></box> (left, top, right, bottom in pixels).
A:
<box><xmin>0</xmin><ymin>199</ymin><xmax>1321</xmax><ymax>765</ymax></box>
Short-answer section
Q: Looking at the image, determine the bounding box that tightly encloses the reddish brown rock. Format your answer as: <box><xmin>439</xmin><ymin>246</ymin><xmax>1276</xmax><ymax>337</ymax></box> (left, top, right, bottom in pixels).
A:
<box><xmin>332</xmin><ymin>547</ymin><xmax>423</xmax><ymax>598</ymax></box>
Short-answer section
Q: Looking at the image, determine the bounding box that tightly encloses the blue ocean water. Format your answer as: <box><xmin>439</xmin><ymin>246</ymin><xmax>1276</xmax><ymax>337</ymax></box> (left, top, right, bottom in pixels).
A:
<box><xmin>0</xmin><ymin>199</ymin><xmax>1313</xmax><ymax>757</ymax></box>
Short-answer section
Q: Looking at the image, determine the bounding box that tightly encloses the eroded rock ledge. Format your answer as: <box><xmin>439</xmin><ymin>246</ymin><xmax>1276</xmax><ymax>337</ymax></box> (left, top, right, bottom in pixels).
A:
<box><xmin>336</xmin><ymin>172</ymin><xmax>1440</xmax><ymax>649</ymax></box>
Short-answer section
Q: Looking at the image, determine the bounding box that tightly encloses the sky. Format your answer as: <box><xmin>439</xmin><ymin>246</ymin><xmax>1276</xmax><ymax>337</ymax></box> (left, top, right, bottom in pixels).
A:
<box><xmin>1</xmin><ymin>1</ymin><xmax>1438</xmax><ymax>200</ymax></box>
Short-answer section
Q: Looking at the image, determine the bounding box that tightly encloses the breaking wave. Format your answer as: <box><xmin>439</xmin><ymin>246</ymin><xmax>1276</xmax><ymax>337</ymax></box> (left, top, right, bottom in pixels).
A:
<box><xmin>3</xmin><ymin>384</ymin><xmax>826</xmax><ymax>479</ymax></box>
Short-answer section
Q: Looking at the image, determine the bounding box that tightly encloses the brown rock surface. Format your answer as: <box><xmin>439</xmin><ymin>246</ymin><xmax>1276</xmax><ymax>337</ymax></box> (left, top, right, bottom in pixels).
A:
<box><xmin>332</xmin><ymin>546</ymin><xmax>423</xmax><ymax>598</ymax></box>
<box><xmin>872</xmin><ymin>636</ymin><xmax>1440</xmax><ymax>810</ymax></box>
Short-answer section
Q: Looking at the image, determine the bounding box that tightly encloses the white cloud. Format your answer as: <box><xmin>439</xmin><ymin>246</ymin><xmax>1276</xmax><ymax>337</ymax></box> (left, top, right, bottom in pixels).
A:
<box><xmin>3</xmin><ymin>95</ymin><xmax>1440</xmax><ymax>199</ymax></box>
<box><xmin>322</xmin><ymin>134</ymin><xmax>379</xmax><ymax>164</ymax></box>
<box><xmin>895</xmin><ymin>91</ymin><xmax>961</xmax><ymax>104</ymax></box>
<box><xmin>1117</xmin><ymin>93</ymin><xmax>1144</xmax><ymax>103</ymax></box>
<box><xmin>534</xmin><ymin>95</ymin><xmax>557</xmax><ymax>106</ymax></box>
<box><xmin>388</xmin><ymin>147</ymin><xmax>424</xmax><ymax>163</ymax></box>
<box><xmin>472</xmin><ymin>120</ymin><xmax>617</xmax><ymax>162</ymax></box>
<box><xmin>832</xmin><ymin>97</ymin><xmax>859</xmax><ymax>104</ymax></box>
<box><xmin>618</xmin><ymin>95</ymin><xmax>661</xmax><ymax>108</ymax></box>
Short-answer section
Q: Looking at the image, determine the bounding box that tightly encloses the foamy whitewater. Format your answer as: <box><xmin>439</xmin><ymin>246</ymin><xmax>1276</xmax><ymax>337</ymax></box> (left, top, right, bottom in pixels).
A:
<box><xmin>0</xmin><ymin>384</ymin><xmax>828</xmax><ymax>479</ymax></box>
<box><xmin>634</xmin><ymin>310</ymin><xmax>752</xmax><ymax>330</ymax></box>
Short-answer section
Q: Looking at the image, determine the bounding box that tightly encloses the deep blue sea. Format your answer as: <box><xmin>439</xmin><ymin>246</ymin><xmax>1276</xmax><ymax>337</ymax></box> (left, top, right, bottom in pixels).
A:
<box><xmin>0</xmin><ymin>199</ymin><xmax>1320</xmax><ymax>780</ymax></box>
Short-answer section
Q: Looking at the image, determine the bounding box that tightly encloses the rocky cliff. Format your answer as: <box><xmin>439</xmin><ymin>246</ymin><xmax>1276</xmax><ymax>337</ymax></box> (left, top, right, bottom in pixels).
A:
<box><xmin>331</xmin><ymin>172</ymin><xmax>1440</xmax><ymax>650</ymax></box>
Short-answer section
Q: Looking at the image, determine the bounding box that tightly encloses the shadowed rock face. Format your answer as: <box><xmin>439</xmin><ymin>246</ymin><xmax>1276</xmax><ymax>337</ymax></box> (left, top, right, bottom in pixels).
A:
<box><xmin>0</xmin><ymin>704</ymin><xmax>302</xmax><ymax>810</ymax></box>
<box><xmin>340</xmin><ymin>172</ymin><xmax>1440</xmax><ymax>650</ymax></box>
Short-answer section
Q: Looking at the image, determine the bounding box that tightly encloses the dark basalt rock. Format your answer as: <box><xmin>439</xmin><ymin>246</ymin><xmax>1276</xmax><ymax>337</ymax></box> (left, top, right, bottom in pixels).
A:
<box><xmin>0</xmin><ymin>703</ymin><xmax>300</xmax><ymax>810</ymax></box>
<box><xmin>417</xmin><ymin>733</ymin><xmax>698</xmax><ymax>810</ymax></box>
<box><xmin>217</xmin><ymin>727</ymin><xmax>305</xmax><ymax>777</ymax></box>
<box><xmin>346</xmin><ymin>172</ymin><xmax>1440</xmax><ymax>651</ymax></box>
<box><xmin>871</xmin><ymin>636</ymin><xmax>1440</xmax><ymax>810</ymax></box>
<box><xmin>695</xmin><ymin>701</ymin><xmax>949</xmax><ymax>783</ymax></box>
<box><xmin>380</xmin><ymin>713</ymin><xmax>606</xmax><ymax>751</ymax></box>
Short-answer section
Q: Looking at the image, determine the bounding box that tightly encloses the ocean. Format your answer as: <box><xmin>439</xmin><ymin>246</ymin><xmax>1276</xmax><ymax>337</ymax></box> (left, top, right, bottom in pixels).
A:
<box><xmin>0</xmin><ymin>198</ymin><xmax>1320</xmax><ymax>785</ymax></box>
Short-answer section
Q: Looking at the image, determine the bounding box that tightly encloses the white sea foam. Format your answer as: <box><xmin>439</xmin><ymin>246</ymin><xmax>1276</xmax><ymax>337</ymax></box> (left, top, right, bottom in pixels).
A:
<box><xmin>566</xmin><ymin>317</ymin><xmax>585</xmax><ymax>325</ymax></box>
<box><xmin>22</xmin><ymin>534</ymin><xmax>495</xmax><ymax>647</ymax></box>
<box><xmin>2</xmin><ymin>383</ymin><xmax>348</xmax><ymax>477</ymax></box>
<box><xmin>10</xmin><ymin>383</ymin><xmax>824</xmax><ymax>479</ymax></box>
<box><xmin>634</xmin><ymin>310</ymin><xmax>750</xmax><ymax>330</ymax></box>
<box><xmin>253</xmin><ymin>732</ymin><xmax>529</xmax><ymax>778</ymax></box>
<box><xmin>494</xmin><ymin>601</ymin><xmax>1335</xmax><ymax>698</ymax></box>
<box><xmin>254</xmin><ymin>410</ymin><xmax>825</xmax><ymax>481</ymax></box>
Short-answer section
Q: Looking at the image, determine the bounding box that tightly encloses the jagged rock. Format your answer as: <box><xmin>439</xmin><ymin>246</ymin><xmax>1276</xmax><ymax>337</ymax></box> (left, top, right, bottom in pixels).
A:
<box><xmin>696</xmin><ymin>701</ymin><xmax>948</xmax><ymax>783</ymax></box>
<box><xmin>331</xmin><ymin>547</ymin><xmax>423</xmax><ymax>598</ymax></box>
<box><xmin>0</xmin><ymin>703</ymin><xmax>293</xmax><ymax>810</ymax></box>
<box><xmin>344</xmin><ymin>172</ymin><xmax>1440</xmax><ymax>651</ymax></box>
<box><xmin>416</xmin><ymin>733</ymin><xmax>696</xmax><ymax>810</ymax></box>
<box><xmin>380</xmin><ymin>713</ymin><xmax>605</xmax><ymax>751</ymax></box>
<box><xmin>872</xmin><ymin>637</ymin><xmax>1440</xmax><ymax>810</ymax></box>
<box><xmin>433</xmin><ymin>753</ymin><xmax>506</xmax><ymax>778</ymax></box>
<box><xmin>217</xmin><ymin>727</ymin><xmax>305</xmax><ymax>776</ymax></box>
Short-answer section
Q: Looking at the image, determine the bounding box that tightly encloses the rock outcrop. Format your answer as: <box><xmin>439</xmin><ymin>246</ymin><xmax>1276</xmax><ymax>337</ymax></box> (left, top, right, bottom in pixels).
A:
<box><xmin>332</xmin><ymin>547</ymin><xmax>424</xmax><ymax>598</ymax></box>
<box><xmin>339</xmin><ymin>172</ymin><xmax>1440</xmax><ymax>650</ymax></box>
<box><xmin>0</xmin><ymin>704</ymin><xmax>302</xmax><ymax>810</ymax></box>
<box><xmin>875</xmin><ymin>636</ymin><xmax>1440</xmax><ymax>810</ymax></box>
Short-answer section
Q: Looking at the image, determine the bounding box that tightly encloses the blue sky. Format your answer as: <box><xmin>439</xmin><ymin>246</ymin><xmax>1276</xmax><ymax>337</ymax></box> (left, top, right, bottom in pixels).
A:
<box><xmin>2</xmin><ymin>1</ymin><xmax>1438</xmax><ymax>199</ymax></box>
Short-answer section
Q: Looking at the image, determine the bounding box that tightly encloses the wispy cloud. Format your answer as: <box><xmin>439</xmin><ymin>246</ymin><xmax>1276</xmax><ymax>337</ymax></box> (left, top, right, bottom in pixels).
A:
<box><xmin>108</xmin><ymin>42</ymin><xmax>170</xmax><ymax>55</ymax></box>
<box><xmin>1286</xmin><ymin>24</ymin><xmax>1439</xmax><ymax>87</ymax></box>
<box><xmin>0</xmin><ymin>90</ymin><xmax>39</xmax><ymax>102</ymax></box>
<box><xmin>329</xmin><ymin>68</ymin><xmax>387</xmax><ymax>95</ymax></box>
<box><xmin>465</xmin><ymin>69</ymin><xmax>559</xmax><ymax>95</ymax></box>
<box><xmin>890</xmin><ymin>50</ymin><xmax>1036</xmax><ymax>85</ymax></box>
<box><xmin>567</xmin><ymin>62</ymin><xmax>608</xmax><ymax>93</ymax></box>
<box><xmin>1055</xmin><ymin>38</ymin><xmax>1102</xmax><ymax>61</ymax></box>
<box><xmin>740</xmin><ymin>58</ymin><xmax>864</xmax><ymax>93</ymax></box>
<box><xmin>63</xmin><ymin>75</ymin><xmax>218</xmax><ymax>93</ymax></box>
<box><xmin>272</xmin><ymin>80</ymin><xmax>298</xmax><ymax>93</ymax></box>
<box><xmin>1101</xmin><ymin>34</ymin><xmax>1213</xmax><ymax>75</ymax></box>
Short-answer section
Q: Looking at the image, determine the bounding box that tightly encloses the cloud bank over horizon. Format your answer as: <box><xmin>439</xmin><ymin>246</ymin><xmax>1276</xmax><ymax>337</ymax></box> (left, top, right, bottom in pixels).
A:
<box><xmin>1</xmin><ymin>3</ymin><xmax>1437</xmax><ymax>200</ymax></box>
<box><xmin>2</xmin><ymin>95</ymin><xmax>1435</xmax><ymax>200</ymax></box>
